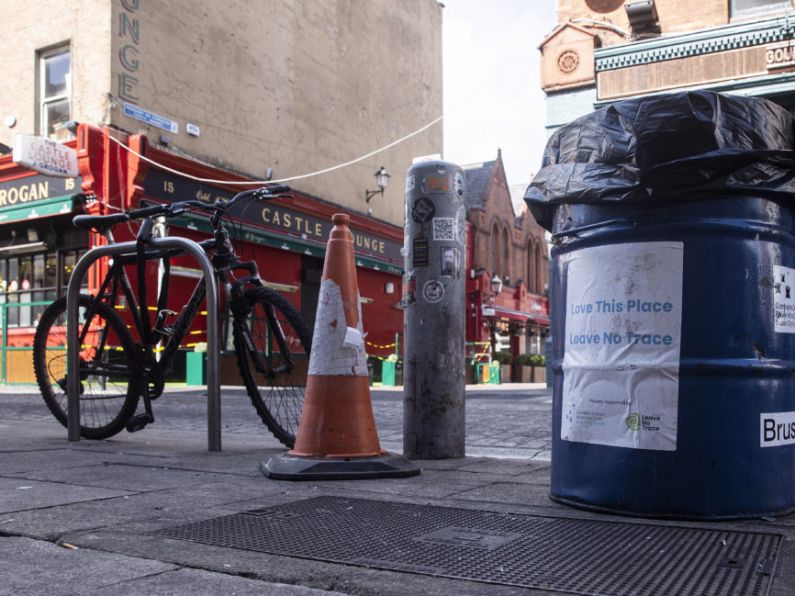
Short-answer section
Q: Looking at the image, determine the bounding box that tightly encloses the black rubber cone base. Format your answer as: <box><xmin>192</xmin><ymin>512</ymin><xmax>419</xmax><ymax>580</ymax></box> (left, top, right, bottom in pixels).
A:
<box><xmin>262</xmin><ymin>452</ymin><xmax>421</xmax><ymax>481</ymax></box>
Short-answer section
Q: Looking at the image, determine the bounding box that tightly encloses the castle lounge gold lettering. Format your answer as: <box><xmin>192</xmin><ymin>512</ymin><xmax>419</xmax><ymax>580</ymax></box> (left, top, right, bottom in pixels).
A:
<box><xmin>0</xmin><ymin>182</ymin><xmax>49</xmax><ymax>207</ymax></box>
<box><xmin>261</xmin><ymin>207</ymin><xmax>324</xmax><ymax>238</ymax></box>
<box><xmin>353</xmin><ymin>233</ymin><xmax>385</xmax><ymax>254</ymax></box>
<box><xmin>261</xmin><ymin>206</ymin><xmax>387</xmax><ymax>255</ymax></box>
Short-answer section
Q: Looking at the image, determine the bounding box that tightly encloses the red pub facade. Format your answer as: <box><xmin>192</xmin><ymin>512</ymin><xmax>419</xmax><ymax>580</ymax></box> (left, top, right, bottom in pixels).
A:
<box><xmin>0</xmin><ymin>125</ymin><xmax>404</xmax><ymax>383</ymax></box>
<box><xmin>0</xmin><ymin>129</ymin><xmax>549</xmax><ymax>384</ymax></box>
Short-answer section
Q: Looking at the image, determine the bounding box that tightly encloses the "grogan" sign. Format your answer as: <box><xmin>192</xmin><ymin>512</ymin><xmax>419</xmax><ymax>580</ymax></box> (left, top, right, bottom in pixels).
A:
<box><xmin>0</xmin><ymin>175</ymin><xmax>81</xmax><ymax>208</ymax></box>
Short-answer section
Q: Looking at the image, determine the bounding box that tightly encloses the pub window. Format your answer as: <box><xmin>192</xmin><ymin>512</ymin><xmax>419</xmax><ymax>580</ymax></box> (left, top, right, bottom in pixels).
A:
<box><xmin>39</xmin><ymin>45</ymin><xmax>72</xmax><ymax>141</ymax></box>
<box><xmin>502</xmin><ymin>228</ymin><xmax>510</xmax><ymax>281</ymax></box>
<box><xmin>0</xmin><ymin>248</ymin><xmax>86</xmax><ymax>329</ymax></box>
<box><xmin>491</xmin><ymin>223</ymin><xmax>500</xmax><ymax>279</ymax></box>
<box><xmin>536</xmin><ymin>240</ymin><xmax>545</xmax><ymax>295</ymax></box>
<box><xmin>526</xmin><ymin>240</ymin><xmax>536</xmax><ymax>293</ymax></box>
<box><xmin>730</xmin><ymin>0</ymin><xmax>791</xmax><ymax>17</ymax></box>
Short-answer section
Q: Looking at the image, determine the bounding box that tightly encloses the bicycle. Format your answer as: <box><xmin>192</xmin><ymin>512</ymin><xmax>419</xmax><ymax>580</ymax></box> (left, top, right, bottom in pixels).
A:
<box><xmin>32</xmin><ymin>184</ymin><xmax>312</xmax><ymax>447</ymax></box>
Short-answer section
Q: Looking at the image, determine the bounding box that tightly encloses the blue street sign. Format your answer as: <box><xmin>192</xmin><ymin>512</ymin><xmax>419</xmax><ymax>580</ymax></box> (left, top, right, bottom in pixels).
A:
<box><xmin>122</xmin><ymin>102</ymin><xmax>179</xmax><ymax>134</ymax></box>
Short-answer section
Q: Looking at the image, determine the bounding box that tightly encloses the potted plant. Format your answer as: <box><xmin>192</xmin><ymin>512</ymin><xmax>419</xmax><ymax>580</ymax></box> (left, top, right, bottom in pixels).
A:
<box><xmin>529</xmin><ymin>353</ymin><xmax>546</xmax><ymax>383</ymax></box>
<box><xmin>514</xmin><ymin>354</ymin><xmax>534</xmax><ymax>382</ymax></box>
<box><xmin>492</xmin><ymin>351</ymin><xmax>512</xmax><ymax>383</ymax></box>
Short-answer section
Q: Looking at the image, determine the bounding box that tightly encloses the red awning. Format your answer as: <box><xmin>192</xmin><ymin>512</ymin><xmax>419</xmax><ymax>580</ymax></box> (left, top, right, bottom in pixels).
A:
<box><xmin>493</xmin><ymin>306</ymin><xmax>549</xmax><ymax>326</ymax></box>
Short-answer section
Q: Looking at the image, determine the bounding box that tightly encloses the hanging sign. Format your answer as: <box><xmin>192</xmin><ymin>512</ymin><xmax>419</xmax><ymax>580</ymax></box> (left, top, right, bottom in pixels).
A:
<box><xmin>12</xmin><ymin>134</ymin><xmax>78</xmax><ymax>178</ymax></box>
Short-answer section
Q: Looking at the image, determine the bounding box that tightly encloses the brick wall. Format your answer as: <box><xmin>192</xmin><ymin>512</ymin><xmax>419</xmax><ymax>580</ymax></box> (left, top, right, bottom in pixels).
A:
<box><xmin>469</xmin><ymin>158</ymin><xmax>547</xmax><ymax>294</ymax></box>
<box><xmin>0</xmin><ymin>0</ymin><xmax>111</xmax><ymax>146</ymax></box>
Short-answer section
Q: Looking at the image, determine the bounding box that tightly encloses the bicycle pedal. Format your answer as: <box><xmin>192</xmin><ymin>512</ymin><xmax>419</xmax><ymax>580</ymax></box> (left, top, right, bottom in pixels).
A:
<box><xmin>125</xmin><ymin>414</ymin><xmax>153</xmax><ymax>433</ymax></box>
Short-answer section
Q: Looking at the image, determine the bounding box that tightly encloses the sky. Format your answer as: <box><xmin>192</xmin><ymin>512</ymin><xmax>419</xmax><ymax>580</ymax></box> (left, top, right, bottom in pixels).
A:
<box><xmin>441</xmin><ymin>0</ymin><xmax>558</xmax><ymax>188</ymax></box>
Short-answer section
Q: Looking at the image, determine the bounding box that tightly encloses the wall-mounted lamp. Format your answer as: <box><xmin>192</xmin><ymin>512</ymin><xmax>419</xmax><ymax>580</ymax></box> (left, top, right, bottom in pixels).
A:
<box><xmin>384</xmin><ymin>281</ymin><xmax>395</xmax><ymax>294</ymax></box>
<box><xmin>365</xmin><ymin>166</ymin><xmax>390</xmax><ymax>212</ymax></box>
<box><xmin>491</xmin><ymin>274</ymin><xmax>503</xmax><ymax>296</ymax></box>
<box><xmin>625</xmin><ymin>0</ymin><xmax>660</xmax><ymax>38</ymax></box>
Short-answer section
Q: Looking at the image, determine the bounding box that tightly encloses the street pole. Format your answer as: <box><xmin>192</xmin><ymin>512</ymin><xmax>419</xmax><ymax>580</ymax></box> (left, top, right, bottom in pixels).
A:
<box><xmin>402</xmin><ymin>160</ymin><xmax>466</xmax><ymax>459</ymax></box>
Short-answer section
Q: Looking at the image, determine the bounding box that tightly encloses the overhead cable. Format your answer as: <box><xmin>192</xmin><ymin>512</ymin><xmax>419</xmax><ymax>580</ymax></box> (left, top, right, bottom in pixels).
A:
<box><xmin>107</xmin><ymin>115</ymin><xmax>443</xmax><ymax>186</ymax></box>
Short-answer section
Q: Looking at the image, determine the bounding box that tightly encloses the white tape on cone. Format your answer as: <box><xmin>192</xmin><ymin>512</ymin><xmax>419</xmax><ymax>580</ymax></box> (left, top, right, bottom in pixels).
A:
<box><xmin>308</xmin><ymin>279</ymin><xmax>368</xmax><ymax>376</ymax></box>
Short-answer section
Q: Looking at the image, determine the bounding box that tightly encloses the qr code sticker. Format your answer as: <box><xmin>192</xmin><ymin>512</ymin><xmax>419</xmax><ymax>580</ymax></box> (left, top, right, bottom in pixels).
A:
<box><xmin>432</xmin><ymin>217</ymin><xmax>455</xmax><ymax>241</ymax></box>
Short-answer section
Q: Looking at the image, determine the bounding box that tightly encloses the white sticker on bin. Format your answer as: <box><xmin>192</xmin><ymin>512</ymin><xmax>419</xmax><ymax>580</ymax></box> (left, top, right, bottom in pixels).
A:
<box><xmin>561</xmin><ymin>241</ymin><xmax>684</xmax><ymax>451</ymax></box>
<box><xmin>308</xmin><ymin>279</ymin><xmax>368</xmax><ymax>376</ymax></box>
<box><xmin>773</xmin><ymin>265</ymin><xmax>795</xmax><ymax>333</ymax></box>
<box><xmin>760</xmin><ymin>411</ymin><xmax>795</xmax><ymax>447</ymax></box>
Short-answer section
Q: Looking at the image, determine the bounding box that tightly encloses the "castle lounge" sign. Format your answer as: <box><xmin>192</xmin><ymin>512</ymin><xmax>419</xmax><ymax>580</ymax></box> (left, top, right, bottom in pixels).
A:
<box><xmin>142</xmin><ymin>169</ymin><xmax>401</xmax><ymax>263</ymax></box>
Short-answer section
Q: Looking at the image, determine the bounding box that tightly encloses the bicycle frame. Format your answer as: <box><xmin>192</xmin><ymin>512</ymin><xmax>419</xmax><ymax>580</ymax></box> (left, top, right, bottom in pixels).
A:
<box><xmin>85</xmin><ymin>216</ymin><xmax>295</xmax><ymax>394</ymax></box>
<box><xmin>64</xmin><ymin>186</ymin><xmax>302</xmax><ymax>436</ymax></box>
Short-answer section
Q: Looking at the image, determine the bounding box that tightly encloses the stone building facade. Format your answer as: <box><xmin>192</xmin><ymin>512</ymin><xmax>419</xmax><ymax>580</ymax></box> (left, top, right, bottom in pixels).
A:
<box><xmin>0</xmin><ymin>0</ymin><xmax>443</xmax><ymax>226</ymax></box>
<box><xmin>463</xmin><ymin>151</ymin><xmax>549</xmax><ymax>374</ymax></box>
<box><xmin>0</xmin><ymin>0</ymin><xmax>442</xmax><ymax>382</ymax></box>
<box><xmin>540</xmin><ymin>0</ymin><xmax>795</xmax><ymax>131</ymax></box>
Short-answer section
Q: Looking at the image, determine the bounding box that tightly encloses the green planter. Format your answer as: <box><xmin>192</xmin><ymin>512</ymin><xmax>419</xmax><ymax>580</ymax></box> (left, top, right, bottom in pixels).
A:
<box><xmin>186</xmin><ymin>351</ymin><xmax>205</xmax><ymax>386</ymax></box>
<box><xmin>382</xmin><ymin>360</ymin><xmax>397</xmax><ymax>386</ymax></box>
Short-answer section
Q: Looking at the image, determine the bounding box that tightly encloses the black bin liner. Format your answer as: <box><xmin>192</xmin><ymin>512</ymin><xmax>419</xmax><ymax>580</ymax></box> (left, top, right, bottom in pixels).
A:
<box><xmin>525</xmin><ymin>91</ymin><xmax>795</xmax><ymax>231</ymax></box>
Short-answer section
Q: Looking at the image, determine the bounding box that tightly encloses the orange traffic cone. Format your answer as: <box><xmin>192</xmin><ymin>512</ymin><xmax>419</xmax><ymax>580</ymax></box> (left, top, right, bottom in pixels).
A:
<box><xmin>262</xmin><ymin>214</ymin><xmax>420</xmax><ymax>480</ymax></box>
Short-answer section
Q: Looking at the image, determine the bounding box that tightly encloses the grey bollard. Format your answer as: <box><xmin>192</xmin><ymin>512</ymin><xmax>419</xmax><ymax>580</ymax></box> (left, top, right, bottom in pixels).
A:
<box><xmin>402</xmin><ymin>160</ymin><xmax>466</xmax><ymax>459</ymax></box>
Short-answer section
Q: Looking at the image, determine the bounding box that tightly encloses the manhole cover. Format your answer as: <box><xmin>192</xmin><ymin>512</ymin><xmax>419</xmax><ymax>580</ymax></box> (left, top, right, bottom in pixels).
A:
<box><xmin>157</xmin><ymin>496</ymin><xmax>781</xmax><ymax>595</ymax></box>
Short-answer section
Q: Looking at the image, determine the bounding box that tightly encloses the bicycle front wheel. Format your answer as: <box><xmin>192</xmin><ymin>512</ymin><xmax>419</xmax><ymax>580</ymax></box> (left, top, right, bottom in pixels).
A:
<box><xmin>234</xmin><ymin>286</ymin><xmax>312</xmax><ymax>448</ymax></box>
<box><xmin>32</xmin><ymin>295</ymin><xmax>140</xmax><ymax>439</ymax></box>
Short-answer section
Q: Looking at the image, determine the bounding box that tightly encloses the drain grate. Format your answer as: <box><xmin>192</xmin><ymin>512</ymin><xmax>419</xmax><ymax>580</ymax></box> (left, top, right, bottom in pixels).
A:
<box><xmin>157</xmin><ymin>496</ymin><xmax>781</xmax><ymax>595</ymax></box>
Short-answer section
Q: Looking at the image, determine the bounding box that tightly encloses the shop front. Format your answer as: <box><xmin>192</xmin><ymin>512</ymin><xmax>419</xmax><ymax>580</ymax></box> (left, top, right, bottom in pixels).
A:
<box><xmin>0</xmin><ymin>125</ymin><xmax>405</xmax><ymax>383</ymax></box>
<box><xmin>466</xmin><ymin>268</ymin><xmax>550</xmax><ymax>383</ymax></box>
<box><xmin>0</xmin><ymin>150</ymin><xmax>88</xmax><ymax>382</ymax></box>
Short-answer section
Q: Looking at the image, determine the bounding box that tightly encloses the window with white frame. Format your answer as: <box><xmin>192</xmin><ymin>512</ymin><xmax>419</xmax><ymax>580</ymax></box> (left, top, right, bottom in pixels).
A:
<box><xmin>730</xmin><ymin>0</ymin><xmax>791</xmax><ymax>17</ymax></box>
<box><xmin>39</xmin><ymin>46</ymin><xmax>71</xmax><ymax>140</ymax></box>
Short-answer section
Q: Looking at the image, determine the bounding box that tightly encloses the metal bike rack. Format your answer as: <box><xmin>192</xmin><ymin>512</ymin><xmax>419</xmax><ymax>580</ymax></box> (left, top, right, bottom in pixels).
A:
<box><xmin>66</xmin><ymin>237</ymin><xmax>222</xmax><ymax>451</ymax></box>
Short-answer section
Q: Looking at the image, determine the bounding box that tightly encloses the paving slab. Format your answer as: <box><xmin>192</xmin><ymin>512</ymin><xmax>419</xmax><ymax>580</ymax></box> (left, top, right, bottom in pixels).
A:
<box><xmin>60</xmin><ymin>524</ymin><xmax>549</xmax><ymax>596</ymax></box>
<box><xmin>0</xmin><ymin>477</ymin><xmax>131</xmax><ymax>514</ymax></box>
<box><xmin>101</xmin><ymin>568</ymin><xmax>346</xmax><ymax>596</ymax></box>
<box><xmin>0</xmin><ymin>536</ymin><xmax>176</xmax><ymax>596</ymax></box>
<box><xmin>0</xmin><ymin>477</ymin><xmax>293</xmax><ymax>540</ymax></box>
<box><xmin>2</xmin><ymin>387</ymin><xmax>795</xmax><ymax>595</ymax></box>
<box><xmin>14</xmin><ymin>462</ymin><xmax>239</xmax><ymax>492</ymax></box>
<box><xmin>0</xmin><ymin>446</ymin><xmax>174</xmax><ymax>475</ymax></box>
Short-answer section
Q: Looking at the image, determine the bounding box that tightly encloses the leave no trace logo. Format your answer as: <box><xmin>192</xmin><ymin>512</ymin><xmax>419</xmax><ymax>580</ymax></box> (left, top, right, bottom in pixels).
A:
<box><xmin>625</xmin><ymin>413</ymin><xmax>641</xmax><ymax>432</ymax></box>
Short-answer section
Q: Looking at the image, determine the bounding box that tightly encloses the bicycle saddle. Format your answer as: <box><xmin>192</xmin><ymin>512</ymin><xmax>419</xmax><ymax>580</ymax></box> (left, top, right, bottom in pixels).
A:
<box><xmin>73</xmin><ymin>213</ymin><xmax>129</xmax><ymax>231</ymax></box>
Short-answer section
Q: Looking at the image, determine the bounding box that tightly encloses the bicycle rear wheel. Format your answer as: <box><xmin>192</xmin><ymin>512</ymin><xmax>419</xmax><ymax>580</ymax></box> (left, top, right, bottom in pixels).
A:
<box><xmin>32</xmin><ymin>295</ymin><xmax>140</xmax><ymax>439</ymax></box>
<box><xmin>234</xmin><ymin>286</ymin><xmax>312</xmax><ymax>448</ymax></box>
